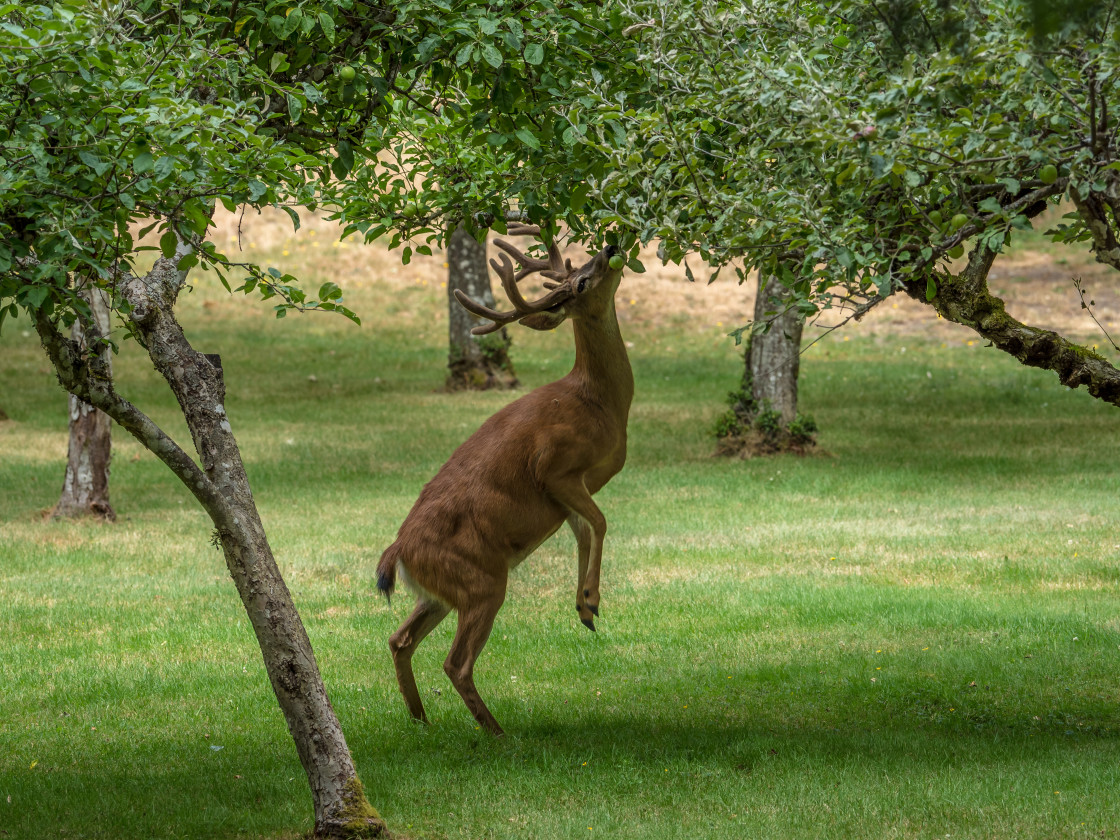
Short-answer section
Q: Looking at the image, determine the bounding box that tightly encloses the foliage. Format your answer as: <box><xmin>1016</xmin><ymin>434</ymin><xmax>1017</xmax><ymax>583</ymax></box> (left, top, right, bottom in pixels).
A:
<box><xmin>331</xmin><ymin>3</ymin><xmax>645</xmax><ymax>264</ymax></box>
<box><xmin>0</xmin><ymin>0</ymin><xmax>632</xmax><ymax>335</ymax></box>
<box><xmin>567</xmin><ymin>3</ymin><xmax>1116</xmax><ymax>331</ymax></box>
<box><xmin>0</xmin><ymin>0</ymin><xmax>351</xmax><ymax>328</ymax></box>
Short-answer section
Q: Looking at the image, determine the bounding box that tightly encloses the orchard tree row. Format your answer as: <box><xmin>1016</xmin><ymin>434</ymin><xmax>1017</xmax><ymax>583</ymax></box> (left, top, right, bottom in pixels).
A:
<box><xmin>3</xmin><ymin>1</ymin><xmax>1119</xmax><ymax>837</ymax></box>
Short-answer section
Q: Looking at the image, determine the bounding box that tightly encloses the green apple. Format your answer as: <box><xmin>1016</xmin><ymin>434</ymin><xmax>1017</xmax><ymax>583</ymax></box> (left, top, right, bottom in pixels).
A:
<box><xmin>950</xmin><ymin>213</ymin><xmax>968</xmax><ymax>231</ymax></box>
<box><xmin>339</xmin><ymin>65</ymin><xmax>356</xmax><ymax>82</ymax></box>
<box><xmin>608</xmin><ymin>254</ymin><xmax>625</xmax><ymax>270</ymax></box>
<box><xmin>1039</xmin><ymin>164</ymin><xmax>1058</xmax><ymax>184</ymax></box>
<box><xmin>948</xmin><ymin>244</ymin><xmax>964</xmax><ymax>259</ymax></box>
<box><xmin>928</xmin><ymin>210</ymin><xmax>943</xmax><ymax>227</ymax></box>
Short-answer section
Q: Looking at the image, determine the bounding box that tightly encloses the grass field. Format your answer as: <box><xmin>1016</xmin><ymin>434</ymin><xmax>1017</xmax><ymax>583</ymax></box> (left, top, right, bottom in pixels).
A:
<box><xmin>2</xmin><ymin>225</ymin><xmax>1119</xmax><ymax>839</ymax></box>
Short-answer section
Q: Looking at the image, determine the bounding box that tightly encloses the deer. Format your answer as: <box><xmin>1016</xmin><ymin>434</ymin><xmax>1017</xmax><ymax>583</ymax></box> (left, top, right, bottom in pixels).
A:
<box><xmin>375</xmin><ymin>224</ymin><xmax>633</xmax><ymax>736</ymax></box>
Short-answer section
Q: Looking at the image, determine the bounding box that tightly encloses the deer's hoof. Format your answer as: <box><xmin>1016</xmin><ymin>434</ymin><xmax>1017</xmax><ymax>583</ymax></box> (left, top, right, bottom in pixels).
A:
<box><xmin>588</xmin><ymin>604</ymin><xmax>599</xmax><ymax>617</ymax></box>
<box><xmin>581</xmin><ymin>618</ymin><xmax>596</xmax><ymax>632</ymax></box>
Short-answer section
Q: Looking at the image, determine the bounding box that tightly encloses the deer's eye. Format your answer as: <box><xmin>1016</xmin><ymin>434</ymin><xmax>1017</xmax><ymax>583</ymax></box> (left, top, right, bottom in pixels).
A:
<box><xmin>576</xmin><ymin>276</ymin><xmax>589</xmax><ymax>293</ymax></box>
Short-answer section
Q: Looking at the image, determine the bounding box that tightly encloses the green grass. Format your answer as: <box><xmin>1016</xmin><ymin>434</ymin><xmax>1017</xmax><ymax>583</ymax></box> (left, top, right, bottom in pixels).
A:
<box><xmin>1</xmin><ymin>274</ymin><xmax>1119</xmax><ymax>840</ymax></box>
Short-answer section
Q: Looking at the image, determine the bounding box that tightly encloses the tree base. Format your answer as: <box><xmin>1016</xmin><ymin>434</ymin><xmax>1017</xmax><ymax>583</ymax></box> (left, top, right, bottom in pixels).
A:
<box><xmin>312</xmin><ymin>816</ymin><xmax>390</xmax><ymax>840</ymax></box>
<box><xmin>714</xmin><ymin>428</ymin><xmax>819</xmax><ymax>458</ymax></box>
<box><xmin>444</xmin><ymin>359</ymin><xmax>518</xmax><ymax>392</ymax></box>
<box><xmin>714</xmin><ymin>407</ymin><xmax>819</xmax><ymax>458</ymax></box>
<box><xmin>50</xmin><ymin>499</ymin><xmax>117</xmax><ymax>521</ymax></box>
<box><xmin>312</xmin><ymin>777</ymin><xmax>390</xmax><ymax>839</ymax></box>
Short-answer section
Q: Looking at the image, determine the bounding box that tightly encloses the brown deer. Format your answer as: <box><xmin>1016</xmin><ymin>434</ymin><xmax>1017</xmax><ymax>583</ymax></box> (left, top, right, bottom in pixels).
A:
<box><xmin>376</xmin><ymin>225</ymin><xmax>633</xmax><ymax>735</ymax></box>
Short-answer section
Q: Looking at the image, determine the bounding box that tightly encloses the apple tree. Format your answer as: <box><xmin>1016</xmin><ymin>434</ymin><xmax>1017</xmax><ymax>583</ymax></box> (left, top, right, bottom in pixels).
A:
<box><xmin>568</xmin><ymin>0</ymin><xmax>1120</xmax><ymax>428</ymax></box>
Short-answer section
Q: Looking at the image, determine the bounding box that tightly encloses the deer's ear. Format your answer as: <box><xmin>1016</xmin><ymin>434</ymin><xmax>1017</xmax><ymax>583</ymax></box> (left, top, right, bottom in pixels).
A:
<box><xmin>518</xmin><ymin>309</ymin><xmax>567</xmax><ymax>331</ymax></box>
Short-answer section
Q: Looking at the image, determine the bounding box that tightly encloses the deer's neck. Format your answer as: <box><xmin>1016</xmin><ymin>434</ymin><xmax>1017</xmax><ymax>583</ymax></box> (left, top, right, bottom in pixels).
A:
<box><xmin>570</xmin><ymin>301</ymin><xmax>634</xmax><ymax>418</ymax></box>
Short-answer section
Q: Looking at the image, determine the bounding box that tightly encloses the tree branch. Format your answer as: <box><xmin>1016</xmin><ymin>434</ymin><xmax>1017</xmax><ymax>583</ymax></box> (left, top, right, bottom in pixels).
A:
<box><xmin>901</xmin><ymin>250</ymin><xmax>1120</xmax><ymax>406</ymax></box>
<box><xmin>31</xmin><ymin>302</ymin><xmax>221</xmax><ymax>503</ymax></box>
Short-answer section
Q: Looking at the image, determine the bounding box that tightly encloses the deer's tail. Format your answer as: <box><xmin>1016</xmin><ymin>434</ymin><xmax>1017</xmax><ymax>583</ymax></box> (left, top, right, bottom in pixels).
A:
<box><xmin>376</xmin><ymin>544</ymin><xmax>399</xmax><ymax>604</ymax></box>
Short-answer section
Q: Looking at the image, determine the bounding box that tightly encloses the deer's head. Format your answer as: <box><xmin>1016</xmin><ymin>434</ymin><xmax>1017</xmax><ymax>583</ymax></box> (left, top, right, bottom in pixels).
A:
<box><xmin>455</xmin><ymin>224</ymin><xmax>624</xmax><ymax>335</ymax></box>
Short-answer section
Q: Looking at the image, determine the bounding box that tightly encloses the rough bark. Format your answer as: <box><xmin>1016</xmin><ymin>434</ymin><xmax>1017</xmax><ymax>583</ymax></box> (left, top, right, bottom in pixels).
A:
<box><xmin>53</xmin><ymin>286</ymin><xmax>115</xmax><ymax>521</ymax></box>
<box><xmin>33</xmin><ymin>245</ymin><xmax>387</xmax><ymax>839</ymax></box>
<box><xmin>445</xmin><ymin>226</ymin><xmax>517</xmax><ymax>391</ymax></box>
<box><xmin>716</xmin><ymin>266</ymin><xmax>815</xmax><ymax>456</ymax></box>
<box><xmin>750</xmin><ymin>269</ymin><xmax>803</xmax><ymax>426</ymax></box>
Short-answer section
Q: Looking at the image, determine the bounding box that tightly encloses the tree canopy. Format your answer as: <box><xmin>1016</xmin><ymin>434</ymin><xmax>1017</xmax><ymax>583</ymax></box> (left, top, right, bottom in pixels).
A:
<box><xmin>562</xmin><ymin>0</ymin><xmax>1120</xmax><ymax>403</ymax></box>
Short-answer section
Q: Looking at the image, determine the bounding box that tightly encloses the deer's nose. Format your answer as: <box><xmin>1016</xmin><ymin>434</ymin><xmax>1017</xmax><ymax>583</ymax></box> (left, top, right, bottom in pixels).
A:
<box><xmin>604</xmin><ymin>244</ymin><xmax>618</xmax><ymax>257</ymax></box>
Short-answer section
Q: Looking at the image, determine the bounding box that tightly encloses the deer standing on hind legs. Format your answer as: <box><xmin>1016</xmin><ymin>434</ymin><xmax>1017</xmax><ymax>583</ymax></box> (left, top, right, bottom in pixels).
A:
<box><xmin>376</xmin><ymin>225</ymin><xmax>633</xmax><ymax>736</ymax></box>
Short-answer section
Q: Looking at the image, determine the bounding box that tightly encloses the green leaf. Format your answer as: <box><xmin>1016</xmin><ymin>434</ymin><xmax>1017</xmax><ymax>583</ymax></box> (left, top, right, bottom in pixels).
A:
<box><xmin>335</xmin><ymin>140</ymin><xmax>355</xmax><ymax>176</ymax></box>
<box><xmin>481</xmin><ymin>42</ymin><xmax>503</xmax><ymax>68</ymax></box>
<box><xmin>281</xmin><ymin>206</ymin><xmax>301</xmax><ymax>231</ymax></box>
<box><xmin>318</xmin><ymin>12</ymin><xmax>335</xmax><ymax>44</ymax></box>
<box><xmin>925</xmin><ymin>276</ymin><xmax>937</xmax><ymax>301</ymax></box>
<box><xmin>417</xmin><ymin>34</ymin><xmax>441</xmax><ymax>63</ymax></box>
<box><xmin>515</xmin><ymin>128</ymin><xmax>540</xmax><ymax>150</ymax></box>
<box><xmin>978</xmin><ymin>197</ymin><xmax>1003</xmax><ymax>214</ymax></box>
<box><xmin>524</xmin><ymin>43</ymin><xmax>544</xmax><ymax>65</ymax></box>
<box><xmin>152</xmin><ymin>157</ymin><xmax>175</xmax><ymax>179</ymax></box>
<box><xmin>159</xmin><ymin>230</ymin><xmax>178</xmax><ymax>259</ymax></box>
<box><xmin>287</xmin><ymin>93</ymin><xmax>303</xmax><ymax>123</ymax></box>
<box><xmin>133</xmin><ymin>152</ymin><xmax>154</xmax><ymax>173</ymax></box>
<box><xmin>24</xmin><ymin>286</ymin><xmax>51</xmax><ymax>310</ymax></box>
<box><xmin>78</xmin><ymin>150</ymin><xmax>110</xmax><ymax>176</ymax></box>
<box><xmin>570</xmin><ymin>182</ymin><xmax>589</xmax><ymax>212</ymax></box>
<box><xmin>455</xmin><ymin>41</ymin><xmax>475</xmax><ymax>66</ymax></box>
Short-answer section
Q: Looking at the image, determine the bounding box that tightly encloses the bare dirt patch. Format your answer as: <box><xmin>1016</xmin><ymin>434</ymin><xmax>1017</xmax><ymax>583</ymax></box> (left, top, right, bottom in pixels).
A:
<box><xmin>208</xmin><ymin>208</ymin><xmax>1120</xmax><ymax>350</ymax></box>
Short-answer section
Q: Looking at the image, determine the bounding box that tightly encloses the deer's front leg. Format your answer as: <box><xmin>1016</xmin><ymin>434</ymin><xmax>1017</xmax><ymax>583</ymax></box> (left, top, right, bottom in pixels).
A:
<box><xmin>567</xmin><ymin>515</ymin><xmax>594</xmax><ymax>624</ymax></box>
<box><xmin>548</xmin><ymin>476</ymin><xmax>605</xmax><ymax>631</ymax></box>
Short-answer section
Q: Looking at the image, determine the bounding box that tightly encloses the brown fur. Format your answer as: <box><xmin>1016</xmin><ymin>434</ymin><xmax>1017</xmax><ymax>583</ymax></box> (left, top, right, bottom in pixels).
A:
<box><xmin>376</xmin><ymin>243</ymin><xmax>633</xmax><ymax>735</ymax></box>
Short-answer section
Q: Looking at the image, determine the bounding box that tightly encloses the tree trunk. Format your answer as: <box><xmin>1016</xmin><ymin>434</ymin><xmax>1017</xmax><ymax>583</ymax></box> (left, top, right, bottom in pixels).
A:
<box><xmin>33</xmin><ymin>249</ymin><xmax>387</xmax><ymax>839</ymax></box>
<box><xmin>445</xmin><ymin>226</ymin><xmax>517</xmax><ymax>391</ymax></box>
<box><xmin>53</xmin><ymin>286</ymin><xmax>115</xmax><ymax>521</ymax></box>
<box><xmin>716</xmin><ymin>266</ymin><xmax>816</xmax><ymax>456</ymax></box>
<box><xmin>750</xmin><ymin>269</ymin><xmax>802</xmax><ymax>426</ymax></box>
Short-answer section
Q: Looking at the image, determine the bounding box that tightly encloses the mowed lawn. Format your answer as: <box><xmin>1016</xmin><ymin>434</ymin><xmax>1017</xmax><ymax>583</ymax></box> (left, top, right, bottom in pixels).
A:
<box><xmin>1</xmin><ymin>239</ymin><xmax>1119</xmax><ymax>839</ymax></box>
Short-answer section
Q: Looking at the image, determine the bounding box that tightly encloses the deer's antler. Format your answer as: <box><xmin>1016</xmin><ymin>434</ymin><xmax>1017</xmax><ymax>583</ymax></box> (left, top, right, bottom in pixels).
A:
<box><xmin>454</xmin><ymin>225</ymin><xmax>575</xmax><ymax>336</ymax></box>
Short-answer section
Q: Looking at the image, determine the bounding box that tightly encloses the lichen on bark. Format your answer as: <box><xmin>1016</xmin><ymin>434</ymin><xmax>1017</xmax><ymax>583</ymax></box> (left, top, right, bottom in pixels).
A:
<box><xmin>313</xmin><ymin>777</ymin><xmax>387</xmax><ymax>839</ymax></box>
<box><xmin>905</xmin><ymin>237</ymin><xmax>1120</xmax><ymax>406</ymax></box>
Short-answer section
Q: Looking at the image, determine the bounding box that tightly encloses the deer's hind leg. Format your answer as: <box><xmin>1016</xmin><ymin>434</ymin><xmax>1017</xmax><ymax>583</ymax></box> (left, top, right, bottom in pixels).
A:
<box><xmin>443</xmin><ymin>586</ymin><xmax>507</xmax><ymax>736</ymax></box>
<box><xmin>389</xmin><ymin>597</ymin><xmax>451</xmax><ymax>724</ymax></box>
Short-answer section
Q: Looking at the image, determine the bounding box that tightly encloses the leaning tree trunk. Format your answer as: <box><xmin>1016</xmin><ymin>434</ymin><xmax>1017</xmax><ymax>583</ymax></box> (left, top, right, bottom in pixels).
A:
<box><xmin>445</xmin><ymin>225</ymin><xmax>517</xmax><ymax>391</ymax></box>
<box><xmin>53</xmin><ymin>285</ymin><xmax>115</xmax><ymax>521</ymax></box>
<box><xmin>716</xmin><ymin>265</ymin><xmax>815</xmax><ymax>456</ymax></box>
<box><xmin>33</xmin><ymin>246</ymin><xmax>386</xmax><ymax>840</ymax></box>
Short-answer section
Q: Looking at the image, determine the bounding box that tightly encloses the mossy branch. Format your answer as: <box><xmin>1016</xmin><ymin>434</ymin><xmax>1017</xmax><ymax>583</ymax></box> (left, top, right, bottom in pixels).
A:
<box><xmin>903</xmin><ymin>247</ymin><xmax>1120</xmax><ymax>407</ymax></box>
